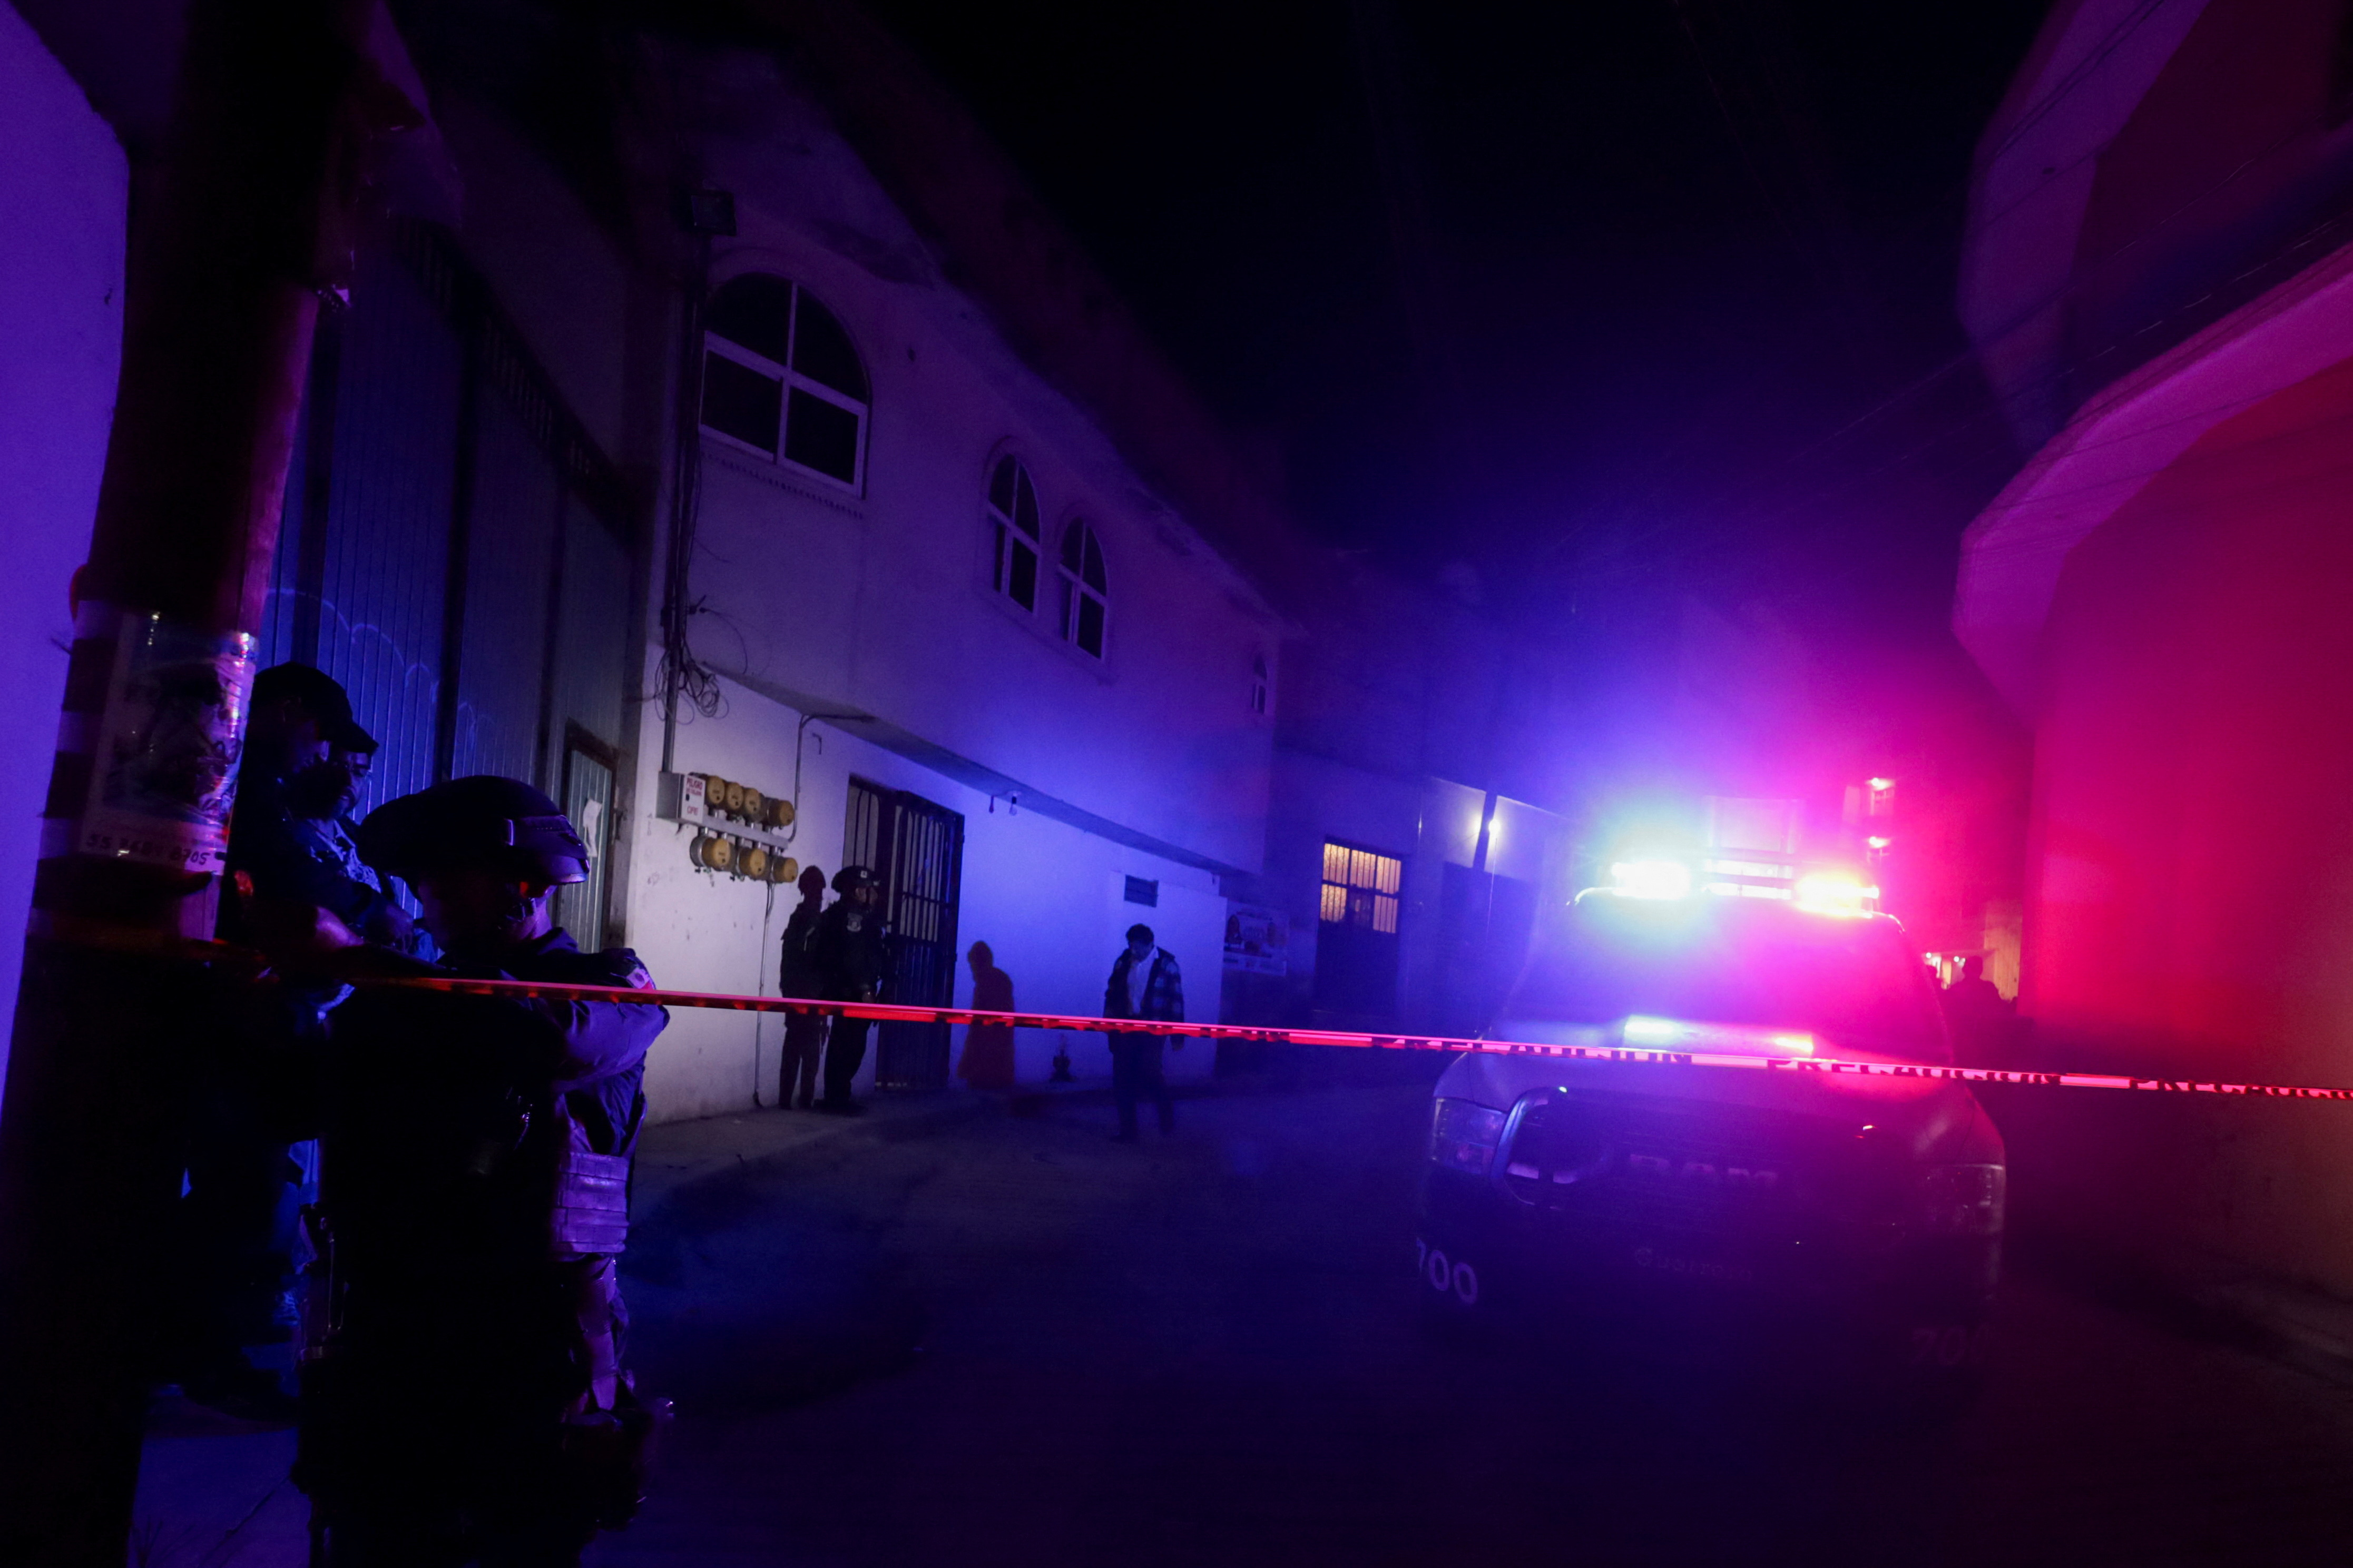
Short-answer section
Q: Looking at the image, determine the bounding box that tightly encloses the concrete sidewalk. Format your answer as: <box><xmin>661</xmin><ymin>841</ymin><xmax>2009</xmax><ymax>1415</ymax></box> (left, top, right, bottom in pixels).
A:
<box><xmin>126</xmin><ymin>1088</ymin><xmax>996</xmax><ymax>1567</ymax></box>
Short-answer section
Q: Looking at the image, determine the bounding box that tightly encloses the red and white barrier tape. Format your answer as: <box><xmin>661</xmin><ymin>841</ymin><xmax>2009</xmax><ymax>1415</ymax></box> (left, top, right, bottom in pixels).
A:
<box><xmin>366</xmin><ymin>974</ymin><xmax>2353</xmax><ymax>1102</ymax></box>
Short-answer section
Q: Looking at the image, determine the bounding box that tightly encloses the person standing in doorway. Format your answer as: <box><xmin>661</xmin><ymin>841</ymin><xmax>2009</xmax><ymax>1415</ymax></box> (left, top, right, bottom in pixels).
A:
<box><xmin>776</xmin><ymin>865</ymin><xmax>831</xmax><ymax>1109</ymax></box>
<box><xmin>811</xmin><ymin>866</ymin><xmax>890</xmax><ymax>1113</ymax></box>
<box><xmin>1103</xmin><ymin>923</ymin><xmax>1183</xmax><ymax>1141</ymax></box>
<box><xmin>957</xmin><ymin>941</ymin><xmax>1017</xmax><ymax>1091</ymax></box>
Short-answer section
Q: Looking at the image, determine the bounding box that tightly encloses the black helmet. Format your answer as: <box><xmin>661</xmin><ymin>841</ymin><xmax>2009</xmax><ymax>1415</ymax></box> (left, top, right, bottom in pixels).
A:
<box><xmin>832</xmin><ymin>865</ymin><xmax>880</xmax><ymax>894</ymax></box>
<box><xmin>357</xmin><ymin>775</ymin><xmax>590</xmax><ymax>886</ymax></box>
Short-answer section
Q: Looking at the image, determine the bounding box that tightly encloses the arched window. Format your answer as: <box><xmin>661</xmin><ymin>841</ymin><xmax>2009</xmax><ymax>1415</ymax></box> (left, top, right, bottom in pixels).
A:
<box><xmin>1057</xmin><ymin>519</ymin><xmax>1107</xmax><ymax>658</ymax></box>
<box><xmin>986</xmin><ymin>455</ymin><xmax>1042</xmax><ymax>610</ymax></box>
<box><xmin>700</xmin><ymin>273</ymin><xmax>869</xmax><ymax>488</ymax></box>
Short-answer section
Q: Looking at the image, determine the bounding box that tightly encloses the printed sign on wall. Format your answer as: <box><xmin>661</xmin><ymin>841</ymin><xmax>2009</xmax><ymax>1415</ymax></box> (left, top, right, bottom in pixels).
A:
<box><xmin>1223</xmin><ymin>903</ymin><xmax>1289</xmax><ymax>976</ymax></box>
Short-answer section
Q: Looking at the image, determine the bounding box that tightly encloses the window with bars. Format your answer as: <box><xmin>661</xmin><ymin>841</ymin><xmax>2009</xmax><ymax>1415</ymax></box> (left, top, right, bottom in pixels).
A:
<box><xmin>987</xmin><ymin>454</ymin><xmax>1042</xmax><ymax>610</ymax></box>
<box><xmin>700</xmin><ymin>273</ymin><xmax>869</xmax><ymax>489</ymax></box>
<box><xmin>1321</xmin><ymin>841</ymin><xmax>1402</xmax><ymax>934</ymax></box>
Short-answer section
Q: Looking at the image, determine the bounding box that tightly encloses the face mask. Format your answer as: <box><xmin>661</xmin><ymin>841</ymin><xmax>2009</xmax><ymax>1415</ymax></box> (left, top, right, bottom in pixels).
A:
<box><xmin>282</xmin><ymin>760</ymin><xmax>356</xmax><ymax>820</ymax></box>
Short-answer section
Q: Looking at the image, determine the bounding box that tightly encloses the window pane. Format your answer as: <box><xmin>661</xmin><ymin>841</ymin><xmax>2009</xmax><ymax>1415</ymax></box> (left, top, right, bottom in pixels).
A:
<box><xmin>783</xmin><ymin>388</ymin><xmax>860</xmax><ymax>482</ymax></box>
<box><xmin>791</xmin><ymin>291</ymin><xmax>868</xmax><ymax>400</ymax></box>
<box><xmin>1320</xmin><ymin>883</ymin><xmax>1347</xmax><ymax>923</ymax></box>
<box><xmin>1061</xmin><ymin>521</ymin><xmax>1084</xmax><ymax>572</ymax></box>
<box><xmin>1083</xmin><ymin>530</ymin><xmax>1106</xmax><ymax>593</ymax></box>
<box><xmin>1077</xmin><ymin>593</ymin><xmax>1105</xmax><ymax>657</ymax></box>
<box><xmin>988</xmin><ymin>456</ymin><xmax>1015</xmax><ymax>518</ymax></box>
<box><xmin>1323</xmin><ymin>842</ymin><xmax>1349</xmax><ymax>882</ymax></box>
<box><xmin>1009</xmin><ymin>540</ymin><xmax>1038</xmax><ymax>609</ymax></box>
<box><xmin>702</xmin><ymin>351</ymin><xmax>782</xmax><ymax>452</ymax></box>
<box><xmin>706</xmin><ymin>274</ymin><xmax>793</xmax><ymax>366</ymax></box>
<box><xmin>1015</xmin><ymin>469</ymin><xmax>1040</xmax><ymax>537</ymax></box>
<box><xmin>1374</xmin><ymin>895</ymin><xmax>1399</xmax><ymax>935</ymax></box>
<box><xmin>1059</xmin><ymin>577</ymin><xmax>1074</xmax><ymax>639</ymax></box>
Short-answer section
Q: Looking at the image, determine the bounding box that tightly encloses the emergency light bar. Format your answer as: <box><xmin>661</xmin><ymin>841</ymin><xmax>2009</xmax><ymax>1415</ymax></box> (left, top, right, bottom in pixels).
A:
<box><xmin>1593</xmin><ymin>856</ymin><xmax>1875</xmax><ymax>916</ymax></box>
<box><xmin>1607</xmin><ymin>859</ymin><xmax>1692</xmax><ymax>900</ymax></box>
<box><xmin>1793</xmin><ymin>873</ymin><xmax>1879</xmax><ymax>917</ymax></box>
<box><xmin>1622</xmin><ymin>1015</ymin><xmax>1816</xmax><ymax>1056</ymax></box>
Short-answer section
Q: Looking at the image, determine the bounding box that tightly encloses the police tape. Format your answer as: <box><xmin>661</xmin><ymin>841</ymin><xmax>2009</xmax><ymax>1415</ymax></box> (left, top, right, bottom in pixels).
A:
<box><xmin>364</xmin><ymin>974</ymin><xmax>2353</xmax><ymax>1102</ymax></box>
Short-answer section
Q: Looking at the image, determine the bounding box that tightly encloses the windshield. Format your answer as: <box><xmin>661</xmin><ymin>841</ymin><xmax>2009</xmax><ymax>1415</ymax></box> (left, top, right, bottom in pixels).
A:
<box><xmin>1505</xmin><ymin>896</ymin><xmax>1951</xmax><ymax>1063</ymax></box>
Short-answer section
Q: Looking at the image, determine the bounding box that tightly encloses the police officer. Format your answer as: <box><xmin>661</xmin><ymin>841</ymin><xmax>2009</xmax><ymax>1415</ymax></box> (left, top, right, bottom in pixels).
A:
<box><xmin>173</xmin><ymin>664</ymin><xmax>407</xmax><ymax>1419</ymax></box>
<box><xmin>775</xmin><ymin>864</ymin><xmax>830</xmax><ymax>1109</ymax></box>
<box><xmin>223</xmin><ymin>663</ymin><xmax>411</xmax><ymax>952</ymax></box>
<box><xmin>290</xmin><ymin>776</ymin><xmax>668</xmax><ymax>1566</ymax></box>
<box><xmin>810</xmin><ymin>865</ymin><xmax>890</xmax><ymax>1113</ymax></box>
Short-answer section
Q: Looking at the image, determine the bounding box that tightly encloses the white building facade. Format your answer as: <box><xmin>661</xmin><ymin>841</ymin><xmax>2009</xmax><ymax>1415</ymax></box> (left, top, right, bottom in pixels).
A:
<box><xmin>623</xmin><ymin>55</ymin><xmax>1283</xmax><ymax>1118</ymax></box>
<box><xmin>0</xmin><ymin>5</ymin><xmax>1289</xmax><ymax>1126</ymax></box>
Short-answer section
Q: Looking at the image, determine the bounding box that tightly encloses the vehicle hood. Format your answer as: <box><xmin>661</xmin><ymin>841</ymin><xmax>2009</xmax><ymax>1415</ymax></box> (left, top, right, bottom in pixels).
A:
<box><xmin>1439</xmin><ymin>1021</ymin><xmax>1995</xmax><ymax>1165</ymax></box>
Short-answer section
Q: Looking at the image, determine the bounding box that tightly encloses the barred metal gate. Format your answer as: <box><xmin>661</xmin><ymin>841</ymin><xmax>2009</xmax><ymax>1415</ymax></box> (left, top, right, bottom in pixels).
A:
<box><xmin>843</xmin><ymin>778</ymin><xmax>964</xmax><ymax>1089</ymax></box>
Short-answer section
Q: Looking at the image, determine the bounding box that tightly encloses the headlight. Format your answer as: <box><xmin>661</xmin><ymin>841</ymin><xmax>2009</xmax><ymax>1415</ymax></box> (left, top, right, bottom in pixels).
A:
<box><xmin>1917</xmin><ymin>1164</ymin><xmax>2005</xmax><ymax>1236</ymax></box>
<box><xmin>1430</xmin><ymin>1098</ymin><xmax>1506</xmax><ymax>1176</ymax></box>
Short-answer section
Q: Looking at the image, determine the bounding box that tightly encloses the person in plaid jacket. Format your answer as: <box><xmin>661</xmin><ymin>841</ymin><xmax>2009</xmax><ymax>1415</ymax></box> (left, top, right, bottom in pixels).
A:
<box><xmin>1103</xmin><ymin>923</ymin><xmax>1184</xmax><ymax>1140</ymax></box>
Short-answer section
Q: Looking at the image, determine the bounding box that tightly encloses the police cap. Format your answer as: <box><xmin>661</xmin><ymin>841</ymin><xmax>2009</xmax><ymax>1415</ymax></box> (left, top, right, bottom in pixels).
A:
<box><xmin>357</xmin><ymin>775</ymin><xmax>590</xmax><ymax>886</ymax></box>
<box><xmin>832</xmin><ymin>865</ymin><xmax>880</xmax><ymax>895</ymax></box>
<box><xmin>251</xmin><ymin>662</ymin><xmax>377</xmax><ymax>753</ymax></box>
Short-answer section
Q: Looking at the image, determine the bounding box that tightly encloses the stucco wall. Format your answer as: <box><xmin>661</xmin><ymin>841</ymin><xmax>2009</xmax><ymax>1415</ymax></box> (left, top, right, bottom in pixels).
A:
<box><xmin>627</xmin><ymin>675</ymin><xmax>1223</xmax><ymax>1123</ymax></box>
<box><xmin>0</xmin><ymin>2</ymin><xmax>124</xmax><ymax>1099</ymax></box>
<box><xmin>2023</xmin><ymin>349</ymin><xmax>2353</xmax><ymax>1290</ymax></box>
<box><xmin>683</xmin><ymin>198</ymin><xmax>1277</xmax><ymax>879</ymax></box>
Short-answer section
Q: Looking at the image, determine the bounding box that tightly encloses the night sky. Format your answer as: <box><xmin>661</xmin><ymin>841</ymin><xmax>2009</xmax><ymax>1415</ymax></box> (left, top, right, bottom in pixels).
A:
<box><xmin>866</xmin><ymin>0</ymin><xmax>2052</xmax><ymax>656</ymax></box>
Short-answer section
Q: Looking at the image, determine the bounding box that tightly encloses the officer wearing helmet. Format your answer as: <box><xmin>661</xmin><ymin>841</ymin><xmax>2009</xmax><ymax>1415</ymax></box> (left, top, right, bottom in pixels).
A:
<box><xmin>286</xmin><ymin>776</ymin><xmax>668</xmax><ymax>1566</ymax></box>
<box><xmin>809</xmin><ymin>865</ymin><xmax>891</xmax><ymax>1112</ymax></box>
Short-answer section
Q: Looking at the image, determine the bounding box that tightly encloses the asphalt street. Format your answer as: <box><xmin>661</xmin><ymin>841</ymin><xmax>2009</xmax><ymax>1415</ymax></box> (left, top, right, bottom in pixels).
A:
<box><xmin>579</xmin><ymin>1081</ymin><xmax>2353</xmax><ymax>1568</ymax></box>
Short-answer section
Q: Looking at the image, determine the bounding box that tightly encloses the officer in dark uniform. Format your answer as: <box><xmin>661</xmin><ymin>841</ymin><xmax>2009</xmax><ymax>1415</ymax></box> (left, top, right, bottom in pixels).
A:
<box><xmin>223</xmin><ymin>663</ymin><xmax>411</xmax><ymax>951</ymax></box>
<box><xmin>809</xmin><ymin>865</ymin><xmax>890</xmax><ymax>1113</ymax></box>
<box><xmin>775</xmin><ymin>864</ymin><xmax>830</xmax><ymax>1109</ymax></box>
<box><xmin>289</xmin><ymin>776</ymin><xmax>668</xmax><ymax>1566</ymax></box>
<box><xmin>174</xmin><ymin>664</ymin><xmax>408</xmax><ymax>1419</ymax></box>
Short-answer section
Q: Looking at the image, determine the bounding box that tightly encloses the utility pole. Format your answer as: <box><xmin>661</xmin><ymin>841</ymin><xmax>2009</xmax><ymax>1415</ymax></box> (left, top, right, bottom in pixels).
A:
<box><xmin>0</xmin><ymin>3</ymin><xmax>409</xmax><ymax>1561</ymax></box>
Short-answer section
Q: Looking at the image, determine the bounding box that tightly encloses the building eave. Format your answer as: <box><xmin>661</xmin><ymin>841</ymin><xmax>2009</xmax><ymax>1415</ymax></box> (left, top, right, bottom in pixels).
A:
<box><xmin>1955</xmin><ymin>231</ymin><xmax>2353</xmax><ymax>716</ymax></box>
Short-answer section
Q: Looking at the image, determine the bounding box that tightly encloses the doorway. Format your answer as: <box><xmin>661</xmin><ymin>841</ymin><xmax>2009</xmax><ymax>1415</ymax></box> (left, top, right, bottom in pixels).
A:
<box><xmin>844</xmin><ymin>777</ymin><xmax>966</xmax><ymax>1089</ymax></box>
<box><xmin>1313</xmin><ymin>839</ymin><xmax>1403</xmax><ymax>1021</ymax></box>
<box><xmin>556</xmin><ymin>724</ymin><xmax>617</xmax><ymax>952</ymax></box>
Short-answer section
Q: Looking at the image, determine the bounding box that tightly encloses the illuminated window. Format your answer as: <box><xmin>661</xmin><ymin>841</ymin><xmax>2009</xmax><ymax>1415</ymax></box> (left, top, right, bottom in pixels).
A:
<box><xmin>1321</xmin><ymin>840</ymin><xmax>1403</xmax><ymax>935</ymax></box>
<box><xmin>1057</xmin><ymin>519</ymin><xmax>1108</xmax><ymax>658</ymax></box>
<box><xmin>987</xmin><ymin>455</ymin><xmax>1042</xmax><ymax>610</ymax></box>
<box><xmin>701</xmin><ymin>273</ymin><xmax>869</xmax><ymax>488</ymax></box>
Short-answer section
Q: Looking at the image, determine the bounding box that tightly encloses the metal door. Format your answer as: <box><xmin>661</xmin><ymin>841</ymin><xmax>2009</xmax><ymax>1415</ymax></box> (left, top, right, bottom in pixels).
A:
<box><xmin>1433</xmin><ymin>864</ymin><xmax>1538</xmax><ymax>1038</ymax></box>
<box><xmin>843</xmin><ymin>778</ymin><xmax>964</xmax><ymax>1089</ymax></box>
